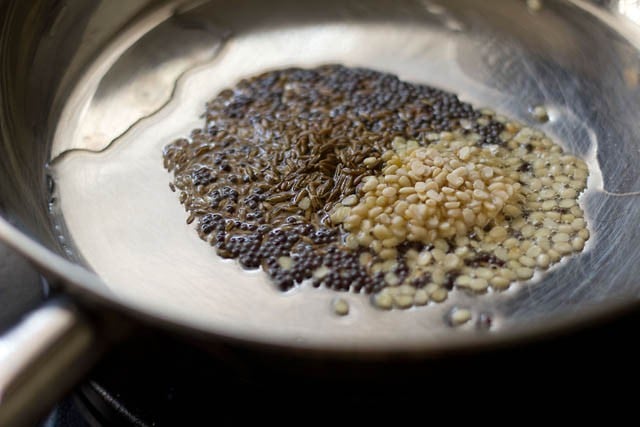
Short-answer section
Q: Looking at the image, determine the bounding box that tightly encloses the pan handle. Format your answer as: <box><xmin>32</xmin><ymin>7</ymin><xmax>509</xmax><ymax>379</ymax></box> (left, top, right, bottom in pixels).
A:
<box><xmin>0</xmin><ymin>297</ymin><xmax>104</xmax><ymax>426</ymax></box>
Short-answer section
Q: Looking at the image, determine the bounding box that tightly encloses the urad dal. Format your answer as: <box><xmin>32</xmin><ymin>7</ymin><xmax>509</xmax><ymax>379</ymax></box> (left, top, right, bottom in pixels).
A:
<box><xmin>163</xmin><ymin>65</ymin><xmax>589</xmax><ymax>311</ymax></box>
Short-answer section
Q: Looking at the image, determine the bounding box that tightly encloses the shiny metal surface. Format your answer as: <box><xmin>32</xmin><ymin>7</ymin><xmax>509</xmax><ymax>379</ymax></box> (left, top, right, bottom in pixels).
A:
<box><xmin>0</xmin><ymin>298</ymin><xmax>101</xmax><ymax>427</ymax></box>
<box><xmin>3</xmin><ymin>0</ymin><xmax>640</xmax><ymax>351</ymax></box>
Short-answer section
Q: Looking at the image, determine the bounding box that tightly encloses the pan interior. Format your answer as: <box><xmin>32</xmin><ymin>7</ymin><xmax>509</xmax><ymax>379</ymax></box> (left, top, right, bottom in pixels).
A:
<box><xmin>48</xmin><ymin>0</ymin><xmax>640</xmax><ymax>349</ymax></box>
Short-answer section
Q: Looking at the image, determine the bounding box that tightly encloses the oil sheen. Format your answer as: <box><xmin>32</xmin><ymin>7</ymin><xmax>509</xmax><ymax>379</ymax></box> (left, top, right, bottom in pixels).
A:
<box><xmin>48</xmin><ymin>22</ymin><xmax>604</xmax><ymax>345</ymax></box>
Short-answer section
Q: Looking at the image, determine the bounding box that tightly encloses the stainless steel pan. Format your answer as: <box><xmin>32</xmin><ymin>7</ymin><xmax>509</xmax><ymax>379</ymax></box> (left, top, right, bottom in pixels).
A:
<box><xmin>2</xmin><ymin>0</ymin><xmax>640</xmax><ymax>424</ymax></box>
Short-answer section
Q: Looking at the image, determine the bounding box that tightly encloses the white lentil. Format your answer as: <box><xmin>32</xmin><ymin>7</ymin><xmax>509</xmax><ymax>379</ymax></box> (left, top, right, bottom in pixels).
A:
<box><xmin>476</xmin><ymin>268</ymin><xmax>493</xmax><ymax>280</ymax></box>
<box><xmin>526</xmin><ymin>245</ymin><xmax>541</xmax><ymax>258</ymax></box>
<box><xmin>572</xmin><ymin>236</ymin><xmax>585</xmax><ymax>251</ymax></box>
<box><xmin>531</xmin><ymin>104</ymin><xmax>547</xmax><ymax>119</ymax></box>
<box><xmin>519</xmin><ymin>256</ymin><xmax>536</xmax><ymax>268</ymax></box>
<box><xmin>385</xmin><ymin>272</ymin><xmax>401</xmax><ymax>286</ymax></box>
<box><xmin>547</xmin><ymin>249</ymin><xmax>561</xmax><ymax>262</ymax></box>
<box><xmin>558</xmin><ymin>224</ymin><xmax>573</xmax><ymax>234</ymax></box>
<box><xmin>552</xmin><ymin>232</ymin><xmax>570</xmax><ymax>243</ymax></box>
<box><xmin>490</xmin><ymin>276</ymin><xmax>510</xmax><ymax>290</ymax></box>
<box><xmin>443</xmin><ymin>253</ymin><xmax>462</xmax><ymax>271</ymax></box>
<box><xmin>363</xmin><ymin>157</ymin><xmax>378</xmax><ymax>167</ymax></box>
<box><xmin>469</xmin><ymin>278</ymin><xmax>489</xmax><ymax>292</ymax></box>
<box><xmin>313</xmin><ymin>266</ymin><xmax>330</xmax><ymax>279</ymax></box>
<box><xmin>342</xmin><ymin>195</ymin><xmax>358</xmax><ymax>206</ymax></box>
<box><xmin>332</xmin><ymin>298</ymin><xmax>350</xmax><ymax>316</ymax></box>
<box><xmin>571</xmin><ymin>218</ymin><xmax>585</xmax><ymax>230</ymax></box>
<box><xmin>521</xmin><ymin>225</ymin><xmax>535</xmax><ymax>238</ymax></box>
<box><xmin>449</xmin><ymin>307</ymin><xmax>472</xmax><ymax>326</ymax></box>
<box><xmin>414</xmin><ymin>289</ymin><xmax>429</xmax><ymax>306</ymax></box>
<box><xmin>536</xmin><ymin>253</ymin><xmax>551</xmax><ymax>268</ymax></box>
<box><xmin>456</xmin><ymin>275</ymin><xmax>472</xmax><ymax>287</ymax></box>
<box><xmin>277</xmin><ymin>256</ymin><xmax>293</xmax><ymax>270</ymax></box>
<box><xmin>331</xmin><ymin>122</ymin><xmax>590</xmax><ymax>307</ymax></box>
<box><xmin>500</xmin><ymin>269</ymin><xmax>517</xmax><ymax>281</ymax></box>
<box><xmin>534</xmin><ymin>229</ymin><xmax>551</xmax><ymax>240</ymax></box>
<box><xmin>393</xmin><ymin>294</ymin><xmax>414</xmax><ymax>309</ymax></box>
<box><xmin>554</xmin><ymin>242</ymin><xmax>573</xmax><ymax>254</ymax></box>
<box><xmin>516</xmin><ymin>267</ymin><xmax>534</xmax><ymax>280</ymax></box>
<box><xmin>430</xmin><ymin>288</ymin><xmax>448</xmax><ymax>302</ymax></box>
<box><xmin>373</xmin><ymin>293</ymin><xmax>393</xmax><ymax>310</ymax></box>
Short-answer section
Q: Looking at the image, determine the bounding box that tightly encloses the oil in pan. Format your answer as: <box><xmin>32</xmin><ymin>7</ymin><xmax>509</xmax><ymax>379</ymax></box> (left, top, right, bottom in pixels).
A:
<box><xmin>46</xmin><ymin>0</ymin><xmax>626</xmax><ymax>349</ymax></box>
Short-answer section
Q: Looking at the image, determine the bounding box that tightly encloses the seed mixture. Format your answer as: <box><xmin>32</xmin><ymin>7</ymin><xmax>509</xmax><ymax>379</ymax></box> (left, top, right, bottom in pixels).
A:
<box><xmin>163</xmin><ymin>64</ymin><xmax>589</xmax><ymax>310</ymax></box>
